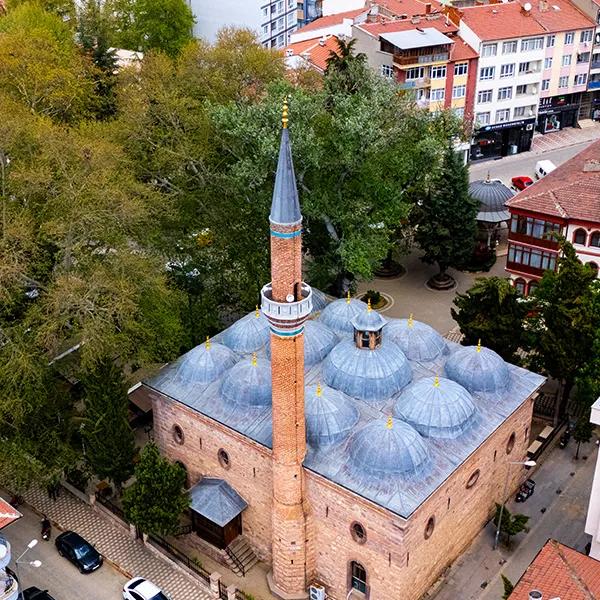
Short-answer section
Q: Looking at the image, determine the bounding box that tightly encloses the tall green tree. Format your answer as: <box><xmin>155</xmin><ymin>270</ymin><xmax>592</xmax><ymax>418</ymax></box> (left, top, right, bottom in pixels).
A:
<box><xmin>123</xmin><ymin>443</ymin><xmax>189</xmax><ymax>536</ymax></box>
<box><xmin>572</xmin><ymin>413</ymin><xmax>594</xmax><ymax>460</ymax></box>
<box><xmin>501</xmin><ymin>574</ymin><xmax>514</xmax><ymax>599</ymax></box>
<box><xmin>82</xmin><ymin>360</ymin><xmax>135</xmax><ymax>491</ymax></box>
<box><xmin>414</xmin><ymin>142</ymin><xmax>478</xmax><ymax>287</ymax></box>
<box><xmin>451</xmin><ymin>276</ymin><xmax>529</xmax><ymax>362</ymax></box>
<box><xmin>493</xmin><ymin>503</ymin><xmax>529</xmax><ymax>548</ymax></box>
<box><xmin>325</xmin><ymin>37</ymin><xmax>368</xmax><ymax>96</ymax></box>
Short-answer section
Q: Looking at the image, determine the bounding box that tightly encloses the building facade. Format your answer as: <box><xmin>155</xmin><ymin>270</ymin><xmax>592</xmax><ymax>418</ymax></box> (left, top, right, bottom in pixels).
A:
<box><xmin>585</xmin><ymin>396</ymin><xmax>600</xmax><ymax>560</ymax></box>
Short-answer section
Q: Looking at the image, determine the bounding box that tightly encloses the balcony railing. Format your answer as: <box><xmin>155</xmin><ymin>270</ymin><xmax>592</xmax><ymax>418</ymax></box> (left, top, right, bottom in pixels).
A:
<box><xmin>261</xmin><ymin>282</ymin><xmax>312</xmax><ymax>330</ymax></box>
<box><xmin>401</xmin><ymin>77</ymin><xmax>431</xmax><ymax>88</ymax></box>
<box><xmin>394</xmin><ymin>52</ymin><xmax>449</xmax><ymax>65</ymax></box>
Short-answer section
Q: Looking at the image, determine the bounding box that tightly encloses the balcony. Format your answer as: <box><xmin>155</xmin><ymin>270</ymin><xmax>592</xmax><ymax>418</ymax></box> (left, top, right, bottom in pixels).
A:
<box><xmin>508</xmin><ymin>232</ymin><xmax>560</xmax><ymax>250</ymax></box>
<box><xmin>589</xmin><ymin>80</ymin><xmax>600</xmax><ymax>89</ymax></box>
<box><xmin>591</xmin><ymin>60</ymin><xmax>600</xmax><ymax>71</ymax></box>
<box><xmin>395</xmin><ymin>53</ymin><xmax>449</xmax><ymax>66</ymax></box>
<box><xmin>401</xmin><ymin>77</ymin><xmax>431</xmax><ymax>88</ymax></box>
<box><xmin>261</xmin><ymin>282</ymin><xmax>312</xmax><ymax>331</ymax></box>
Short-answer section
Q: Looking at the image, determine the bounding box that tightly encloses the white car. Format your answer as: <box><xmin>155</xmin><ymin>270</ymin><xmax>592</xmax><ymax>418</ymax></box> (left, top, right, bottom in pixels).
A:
<box><xmin>123</xmin><ymin>577</ymin><xmax>171</xmax><ymax>600</ymax></box>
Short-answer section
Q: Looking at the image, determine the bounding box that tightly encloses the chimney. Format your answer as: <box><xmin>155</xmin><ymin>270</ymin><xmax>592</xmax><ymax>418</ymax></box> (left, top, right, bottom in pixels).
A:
<box><xmin>521</xmin><ymin>2</ymin><xmax>532</xmax><ymax>14</ymax></box>
<box><xmin>319</xmin><ymin>35</ymin><xmax>327</xmax><ymax>46</ymax></box>
<box><xmin>285</xmin><ymin>48</ymin><xmax>294</xmax><ymax>56</ymax></box>
<box><xmin>425</xmin><ymin>2</ymin><xmax>432</xmax><ymax>13</ymax></box>
<box><xmin>538</xmin><ymin>0</ymin><xmax>548</xmax><ymax>11</ymax></box>
<box><xmin>528</xmin><ymin>592</ymin><xmax>542</xmax><ymax>600</ymax></box>
<box><xmin>411</xmin><ymin>15</ymin><xmax>421</xmax><ymax>23</ymax></box>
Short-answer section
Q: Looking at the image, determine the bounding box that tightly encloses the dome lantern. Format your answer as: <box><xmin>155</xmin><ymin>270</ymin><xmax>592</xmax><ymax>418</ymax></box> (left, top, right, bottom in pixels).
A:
<box><xmin>350</xmin><ymin>300</ymin><xmax>388</xmax><ymax>350</ymax></box>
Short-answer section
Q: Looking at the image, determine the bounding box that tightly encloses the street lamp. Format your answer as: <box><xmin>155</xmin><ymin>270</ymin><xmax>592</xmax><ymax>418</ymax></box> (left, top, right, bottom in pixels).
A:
<box><xmin>493</xmin><ymin>460</ymin><xmax>536</xmax><ymax>550</ymax></box>
<box><xmin>15</xmin><ymin>539</ymin><xmax>42</xmax><ymax>600</ymax></box>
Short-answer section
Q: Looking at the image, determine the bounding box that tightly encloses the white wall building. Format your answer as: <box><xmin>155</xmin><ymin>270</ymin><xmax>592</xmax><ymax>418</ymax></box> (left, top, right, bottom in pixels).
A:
<box><xmin>585</xmin><ymin>396</ymin><xmax>600</xmax><ymax>560</ymax></box>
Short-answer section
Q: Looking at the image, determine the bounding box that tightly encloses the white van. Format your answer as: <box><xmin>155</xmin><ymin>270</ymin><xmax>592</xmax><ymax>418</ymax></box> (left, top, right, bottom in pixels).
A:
<box><xmin>535</xmin><ymin>160</ymin><xmax>557</xmax><ymax>179</ymax></box>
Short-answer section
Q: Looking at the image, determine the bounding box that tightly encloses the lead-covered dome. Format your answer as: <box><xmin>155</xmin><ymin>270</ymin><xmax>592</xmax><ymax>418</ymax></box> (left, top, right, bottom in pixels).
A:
<box><xmin>323</xmin><ymin>338</ymin><xmax>411</xmax><ymax>402</ymax></box>
<box><xmin>222</xmin><ymin>310</ymin><xmax>270</xmax><ymax>353</ymax></box>
<box><xmin>311</xmin><ymin>288</ymin><xmax>330</xmax><ymax>313</ymax></box>
<box><xmin>348</xmin><ymin>417</ymin><xmax>429</xmax><ymax>476</ymax></box>
<box><xmin>469</xmin><ymin>179</ymin><xmax>513</xmax><ymax>223</ymax></box>
<box><xmin>385</xmin><ymin>318</ymin><xmax>447</xmax><ymax>362</ymax></box>
<box><xmin>351</xmin><ymin>306</ymin><xmax>387</xmax><ymax>332</ymax></box>
<box><xmin>394</xmin><ymin>376</ymin><xmax>476</xmax><ymax>438</ymax></box>
<box><xmin>220</xmin><ymin>356</ymin><xmax>272</xmax><ymax>407</ymax></box>
<box><xmin>320</xmin><ymin>297</ymin><xmax>368</xmax><ymax>335</ymax></box>
<box><xmin>173</xmin><ymin>341</ymin><xmax>238</xmax><ymax>386</ymax></box>
<box><xmin>305</xmin><ymin>383</ymin><xmax>360</xmax><ymax>447</ymax></box>
<box><xmin>444</xmin><ymin>345</ymin><xmax>510</xmax><ymax>393</ymax></box>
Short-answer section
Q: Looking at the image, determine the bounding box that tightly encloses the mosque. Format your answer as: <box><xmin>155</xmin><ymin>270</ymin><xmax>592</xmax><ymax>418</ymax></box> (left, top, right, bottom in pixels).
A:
<box><xmin>142</xmin><ymin>106</ymin><xmax>545</xmax><ymax>600</ymax></box>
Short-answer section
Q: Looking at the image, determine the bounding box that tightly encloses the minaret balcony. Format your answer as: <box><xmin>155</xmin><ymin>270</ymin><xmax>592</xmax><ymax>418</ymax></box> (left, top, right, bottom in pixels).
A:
<box><xmin>261</xmin><ymin>282</ymin><xmax>313</xmax><ymax>332</ymax></box>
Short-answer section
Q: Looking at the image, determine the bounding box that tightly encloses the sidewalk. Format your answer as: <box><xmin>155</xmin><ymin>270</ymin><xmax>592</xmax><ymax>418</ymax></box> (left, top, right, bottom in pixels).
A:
<box><xmin>531</xmin><ymin>123</ymin><xmax>600</xmax><ymax>154</ymax></box>
<box><xmin>22</xmin><ymin>486</ymin><xmax>212</xmax><ymax>600</ymax></box>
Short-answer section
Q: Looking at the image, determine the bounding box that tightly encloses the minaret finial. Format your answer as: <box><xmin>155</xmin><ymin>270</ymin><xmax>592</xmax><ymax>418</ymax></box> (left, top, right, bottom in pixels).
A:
<box><xmin>477</xmin><ymin>339</ymin><xmax>482</xmax><ymax>353</ymax></box>
<box><xmin>433</xmin><ymin>376</ymin><xmax>440</xmax><ymax>387</ymax></box>
<box><xmin>386</xmin><ymin>416</ymin><xmax>393</xmax><ymax>429</ymax></box>
<box><xmin>255</xmin><ymin>305</ymin><xmax>260</xmax><ymax>318</ymax></box>
<box><xmin>251</xmin><ymin>352</ymin><xmax>257</xmax><ymax>366</ymax></box>
<box><xmin>205</xmin><ymin>335</ymin><xmax>211</xmax><ymax>350</ymax></box>
<box><xmin>316</xmin><ymin>382</ymin><xmax>322</xmax><ymax>397</ymax></box>
<box><xmin>346</xmin><ymin>290</ymin><xmax>351</xmax><ymax>304</ymax></box>
<box><xmin>408</xmin><ymin>313</ymin><xmax>414</xmax><ymax>328</ymax></box>
<box><xmin>282</xmin><ymin>99</ymin><xmax>289</xmax><ymax>129</ymax></box>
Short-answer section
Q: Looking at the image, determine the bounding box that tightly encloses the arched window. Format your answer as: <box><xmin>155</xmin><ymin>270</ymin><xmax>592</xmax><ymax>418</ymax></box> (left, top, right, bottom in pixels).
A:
<box><xmin>350</xmin><ymin>522</ymin><xmax>367</xmax><ymax>544</ymax></box>
<box><xmin>573</xmin><ymin>228</ymin><xmax>587</xmax><ymax>245</ymax></box>
<box><xmin>514</xmin><ymin>278</ymin><xmax>526</xmax><ymax>295</ymax></box>
<box><xmin>527</xmin><ymin>280</ymin><xmax>538</xmax><ymax>296</ymax></box>
<box><xmin>506</xmin><ymin>432</ymin><xmax>516</xmax><ymax>454</ymax></box>
<box><xmin>590</xmin><ymin>232</ymin><xmax>600</xmax><ymax>247</ymax></box>
<box><xmin>172</xmin><ymin>424</ymin><xmax>185</xmax><ymax>445</ymax></box>
<box><xmin>350</xmin><ymin>561</ymin><xmax>367</xmax><ymax>595</ymax></box>
<box><xmin>587</xmin><ymin>262</ymin><xmax>599</xmax><ymax>276</ymax></box>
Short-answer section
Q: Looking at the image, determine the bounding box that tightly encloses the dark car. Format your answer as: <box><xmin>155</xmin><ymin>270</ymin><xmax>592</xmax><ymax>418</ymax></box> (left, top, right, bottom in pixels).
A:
<box><xmin>515</xmin><ymin>478</ymin><xmax>535</xmax><ymax>502</ymax></box>
<box><xmin>55</xmin><ymin>531</ymin><xmax>103</xmax><ymax>573</ymax></box>
<box><xmin>23</xmin><ymin>587</ymin><xmax>57</xmax><ymax>600</ymax></box>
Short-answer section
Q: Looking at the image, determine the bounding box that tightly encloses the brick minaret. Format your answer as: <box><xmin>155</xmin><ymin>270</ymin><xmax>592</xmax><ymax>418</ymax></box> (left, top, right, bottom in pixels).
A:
<box><xmin>261</xmin><ymin>103</ymin><xmax>312</xmax><ymax>598</ymax></box>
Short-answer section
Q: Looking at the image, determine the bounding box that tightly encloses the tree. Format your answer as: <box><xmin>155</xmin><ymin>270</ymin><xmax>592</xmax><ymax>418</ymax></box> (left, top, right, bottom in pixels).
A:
<box><xmin>501</xmin><ymin>574</ymin><xmax>514</xmax><ymax>599</ymax></box>
<box><xmin>325</xmin><ymin>37</ymin><xmax>368</xmax><ymax>96</ymax></box>
<box><xmin>451</xmin><ymin>276</ymin><xmax>529</xmax><ymax>362</ymax></box>
<box><xmin>414</xmin><ymin>142</ymin><xmax>479</xmax><ymax>288</ymax></box>
<box><xmin>573</xmin><ymin>413</ymin><xmax>594</xmax><ymax>460</ymax></box>
<box><xmin>81</xmin><ymin>360</ymin><xmax>136</xmax><ymax>491</ymax></box>
<box><xmin>123</xmin><ymin>443</ymin><xmax>189</xmax><ymax>536</ymax></box>
<box><xmin>493</xmin><ymin>503</ymin><xmax>529</xmax><ymax>547</ymax></box>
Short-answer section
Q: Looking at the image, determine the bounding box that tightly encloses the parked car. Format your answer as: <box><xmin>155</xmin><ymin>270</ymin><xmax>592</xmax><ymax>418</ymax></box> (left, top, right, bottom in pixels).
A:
<box><xmin>123</xmin><ymin>577</ymin><xmax>171</xmax><ymax>600</ymax></box>
<box><xmin>55</xmin><ymin>531</ymin><xmax>102</xmax><ymax>573</ymax></box>
<box><xmin>515</xmin><ymin>478</ymin><xmax>536</xmax><ymax>502</ymax></box>
<box><xmin>535</xmin><ymin>160</ymin><xmax>556</xmax><ymax>179</ymax></box>
<box><xmin>511</xmin><ymin>176</ymin><xmax>534</xmax><ymax>191</ymax></box>
<box><xmin>23</xmin><ymin>587</ymin><xmax>57</xmax><ymax>600</ymax></box>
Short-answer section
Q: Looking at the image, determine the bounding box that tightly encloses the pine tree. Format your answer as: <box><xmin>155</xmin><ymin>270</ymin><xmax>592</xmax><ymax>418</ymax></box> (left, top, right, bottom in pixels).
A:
<box><xmin>501</xmin><ymin>574</ymin><xmax>514</xmax><ymax>599</ymax></box>
<box><xmin>493</xmin><ymin>503</ymin><xmax>529</xmax><ymax>548</ymax></box>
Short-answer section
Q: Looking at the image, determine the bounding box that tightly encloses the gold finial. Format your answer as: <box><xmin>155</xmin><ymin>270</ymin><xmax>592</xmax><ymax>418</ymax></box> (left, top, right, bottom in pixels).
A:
<box><xmin>316</xmin><ymin>382</ymin><xmax>322</xmax><ymax>397</ymax></box>
<box><xmin>255</xmin><ymin>305</ymin><xmax>260</xmax><ymax>318</ymax></box>
<box><xmin>386</xmin><ymin>416</ymin><xmax>393</xmax><ymax>430</ymax></box>
<box><xmin>408</xmin><ymin>313</ymin><xmax>414</xmax><ymax>328</ymax></box>
<box><xmin>346</xmin><ymin>290</ymin><xmax>351</xmax><ymax>304</ymax></box>
<box><xmin>433</xmin><ymin>376</ymin><xmax>440</xmax><ymax>387</ymax></box>
<box><xmin>486</xmin><ymin>171</ymin><xmax>491</xmax><ymax>183</ymax></box>
<box><xmin>367</xmin><ymin>298</ymin><xmax>372</xmax><ymax>312</ymax></box>
<box><xmin>251</xmin><ymin>352</ymin><xmax>257</xmax><ymax>366</ymax></box>
<box><xmin>282</xmin><ymin>99</ymin><xmax>289</xmax><ymax>129</ymax></box>
<box><xmin>205</xmin><ymin>335</ymin><xmax>211</xmax><ymax>350</ymax></box>
<box><xmin>476</xmin><ymin>339</ymin><xmax>482</xmax><ymax>353</ymax></box>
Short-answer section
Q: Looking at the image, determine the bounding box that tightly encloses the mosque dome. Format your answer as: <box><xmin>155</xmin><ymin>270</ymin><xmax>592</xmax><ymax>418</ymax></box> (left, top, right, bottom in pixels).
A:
<box><xmin>348</xmin><ymin>417</ymin><xmax>429</xmax><ymax>476</ymax></box>
<box><xmin>311</xmin><ymin>288</ymin><xmax>330</xmax><ymax>313</ymax></box>
<box><xmin>267</xmin><ymin>320</ymin><xmax>337</xmax><ymax>368</ymax></box>
<box><xmin>394</xmin><ymin>376</ymin><xmax>476</xmax><ymax>438</ymax></box>
<box><xmin>304</xmin><ymin>383</ymin><xmax>360</xmax><ymax>447</ymax></box>
<box><xmin>384</xmin><ymin>318</ymin><xmax>447</xmax><ymax>362</ymax></box>
<box><xmin>173</xmin><ymin>341</ymin><xmax>238</xmax><ymax>386</ymax></box>
<box><xmin>320</xmin><ymin>297</ymin><xmax>368</xmax><ymax>335</ymax></box>
<box><xmin>323</xmin><ymin>338</ymin><xmax>411</xmax><ymax>402</ymax></box>
<box><xmin>222</xmin><ymin>309</ymin><xmax>270</xmax><ymax>353</ymax></box>
<box><xmin>351</xmin><ymin>305</ymin><xmax>387</xmax><ymax>332</ymax></box>
<box><xmin>469</xmin><ymin>179</ymin><xmax>513</xmax><ymax>223</ymax></box>
<box><xmin>220</xmin><ymin>355</ymin><xmax>272</xmax><ymax>407</ymax></box>
<box><xmin>444</xmin><ymin>345</ymin><xmax>510</xmax><ymax>393</ymax></box>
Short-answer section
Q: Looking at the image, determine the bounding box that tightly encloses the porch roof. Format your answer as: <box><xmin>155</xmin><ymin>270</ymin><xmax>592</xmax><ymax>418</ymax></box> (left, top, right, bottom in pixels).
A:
<box><xmin>190</xmin><ymin>478</ymin><xmax>247</xmax><ymax>527</ymax></box>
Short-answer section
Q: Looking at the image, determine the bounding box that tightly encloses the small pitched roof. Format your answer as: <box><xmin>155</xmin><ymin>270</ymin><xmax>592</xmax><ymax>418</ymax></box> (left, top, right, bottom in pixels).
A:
<box><xmin>506</xmin><ymin>139</ymin><xmax>600</xmax><ymax>222</ymax></box>
<box><xmin>294</xmin><ymin>8</ymin><xmax>366</xmax><ymax>35</ymax></box>
<box><xmin>0</xmin><ymin>498</ymin><xmax>22</xmax><ymax>531</ymax></box>
<box><xmin>284</xmin><ymin>35</ymin><xmax>341</xmax><ymax>72</ymax></box>
<box><xmin>190</xmin><ymin>478</ymin><xmax>248</xmax><ymax>527</ymax></box>
<box><xmin>357</xmin><ymin>16</ymin><xmax>458</xmax><ymax>37</ymax></box>
<box><xmin>270</xmin><ymin>127</ymin><xmax>301</xmax><ymax>225</ymax></box>
<box><xmin>509</xmin><ymin>540</ymin><xmax>600</xmax><ymax>600</ymax></box>
<box><xmin>376</xmin><ymin>0</ymin><xmax>443</xmax><ymax>15</ymax></box>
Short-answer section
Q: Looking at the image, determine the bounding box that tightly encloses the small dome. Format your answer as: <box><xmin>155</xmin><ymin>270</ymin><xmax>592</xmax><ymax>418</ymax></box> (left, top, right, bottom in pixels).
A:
<box><xmin>173</xmin><ymin>342</ymin><xmax>238</xmax><ymax>386</ymax></box>
<box><xmin>444</xmin><ymin>345</ymin><xmax>510</xmax><ymax>393</ymax></box>
<box><xmin>323</xmin><ymin>338</ymin><xmax>411</xmax><ymax>402</ymax></box>
<box><xmin>385</xmin><ymin>318</ymin><xmax>447</xmax><ymax>362</ymax></box>
<box><xmin>394</xmin><ymin>377</ymin><xmax>476</xmax><ymax>438</ymax></box>
<box><xmin>348</xmin><ymin>417</ymin><xmax>429</xmax><ymax>476</ymax></box>
<box><xmin>311</xmin><ymin>288</ymin><xmax>330</xmax><ymax>313</ymax></box>
<box><xmin>351</xmin><ymin>306</ymin><xmax>387</xmax><ymax>332</ymax></box>
<box><xmin>320</xmin><ymin>297</ymin><xmax>368</xmax><ymax>335</ymax></box>
<box><xmin>469</xmin><ymin>179</ymin><xmax>513</xmax><ymax>223</ymax></box>
<box><xmin>222</xmin><ymin>310</ymin><xmax>270</xmax><ymax>353</ymax></box>
<box><xmin>220</xmin><ymin>356</ymin><xmax>272</xmax><ymax>407</ymax></box>
<box><xmin>304</xmin><ymin>383</ymin><xmax>360</xmax><ymax>447</ymax></box>
<box><xmin>267</xmin><ymin>320</ymin><xmax>337</xmax><ymax>368</ymax></box>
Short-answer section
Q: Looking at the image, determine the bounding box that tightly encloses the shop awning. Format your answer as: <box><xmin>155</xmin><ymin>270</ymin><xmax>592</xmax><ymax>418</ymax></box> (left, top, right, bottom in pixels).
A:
<box><xmin>190</xmin><ymin>478</ymin><xmax>248</xmax><ymax>527</ymax></box>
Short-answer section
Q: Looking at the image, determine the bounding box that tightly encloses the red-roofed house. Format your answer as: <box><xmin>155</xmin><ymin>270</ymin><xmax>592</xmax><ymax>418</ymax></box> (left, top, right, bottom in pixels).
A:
<box><xmin>290</xmin><ymin>8</ymin><xmax>368</xmax><ymax>43</ymax></box>
<box><xmin>505</xmin><ymin>139</ymin><xmax>600</xmax><ymax>294</ymax></box>
<box><xmin>509</xmin><ymin>540</ymin><xmax>600</xmax><ymax>599</ymax></box>
<box><xmin>284</xmin><ymin>34</ymin><xmax>341</xmax><ymax>72</ymax></box>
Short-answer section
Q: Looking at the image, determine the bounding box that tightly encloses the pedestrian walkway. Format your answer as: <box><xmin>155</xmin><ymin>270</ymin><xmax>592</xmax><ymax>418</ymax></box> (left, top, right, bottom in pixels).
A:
<box><xmin>531</xmin><ymin>123</ymin><xmax>600</xmax><ymax>154</ymax></box>
<box><xmin>22</xmin><ymin>487</ymin><xmax>211</xmax><ymax>600</ymax></box>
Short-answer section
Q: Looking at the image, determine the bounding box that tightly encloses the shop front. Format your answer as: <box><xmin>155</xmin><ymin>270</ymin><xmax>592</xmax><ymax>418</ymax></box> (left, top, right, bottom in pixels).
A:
<box><xmin>470</xmin><ymin>118</ymin><xmax>535</xmax><ymax>162</ymax></box>
<box><xmin>537</xmin><ymin>93</ymin><xmax>581</xmax><ymax>133</ymax></box>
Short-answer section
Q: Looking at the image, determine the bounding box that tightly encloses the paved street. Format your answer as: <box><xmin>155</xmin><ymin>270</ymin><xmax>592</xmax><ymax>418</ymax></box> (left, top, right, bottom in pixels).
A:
<box><xmin>430</xmin><ymin>433</ymin><xmax>599</xmax><ymax>600</ymax></box>
<box><xmin>5</xmin><ymin>502</ymin><xmax>127</xmax><ymax>600</ymax></box>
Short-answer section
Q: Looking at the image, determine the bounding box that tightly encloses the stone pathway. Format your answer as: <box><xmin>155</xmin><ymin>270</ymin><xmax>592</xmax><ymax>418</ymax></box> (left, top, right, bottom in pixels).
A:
<box><xmin>22</xmin><ymin>487</ymin><xmax>211</xmax><ymax>600</ymax></box>
<box><xmin>531</xmin><ymin>123</ymin><xmax>600</xmax><ymax>154</ymax></box>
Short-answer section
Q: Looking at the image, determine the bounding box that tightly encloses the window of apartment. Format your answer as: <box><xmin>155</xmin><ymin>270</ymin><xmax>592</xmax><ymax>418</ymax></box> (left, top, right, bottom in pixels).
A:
<box><xmin>521</xmin><ymin>37</ymin><xmax>543</xmax><ymax>51</ymax></box>
<box><xmin>514</xmin><ymin>105</ymin><xmax>534</xmax><ymax>117</ymax></box>
<box><xmin>288</xmin><ymin>0</ymin><xmax>295</xmax><ymax>7</ymax></box>
<box><xmin>594</xmin><ymin>53</ymin><xmax>600</xmax><ymax>65</ymax></box>
<box><xmin>502</xmin><ymin>40</ymin><xmax>518</xmax><ymax>54</ymax></box>
<box><xmin>573</xmin><ymin>228</ymin><xmax>587</xmax><ymax>245</ymax></box>
<box><xmin>564</xmin><ymin>31</ymin><xmax>574</xmax><ymax>44</ymax></box>
<box><xmin>277</xmin><ymin>0</ymin><xmax>284</xmax><ymax>12</ymax></box>
<box><xmin>498</xmin><ymin>86</ymin><xmax>513</xmax><ymax>100</ymax></box>
<box><xmin>519</xmin><ymin>61</ymin><xmax>539</xmax><ymax>74</ymax></box>
<box><xmin>431</xmin><ymin>65</ymin><xmax>447</xmax><ymax>79</ymax></box>
<box><xmin>516</xmin><ymin>84</ymin><xmax>527</xmax><ymax>95</ymax></box>
<box><xmin>452</xmin><ymin>84</ymin><xmax>466</xmax><ymax>98</ymax></box>
<box><xmin>496</xmin><ymin>108</ymin><xmax>511</xmax><ymax>122</ymax></box>
<box><xmin>406</xmin><ymin>66</ymin><xmax>425</xmax><ymax>80</ymax></box>
<box><xmin>453</xmin><ymin>107</ymin><xmax>465</xmax><ymax>118</ymax></box>
<box><xmin>454</xmin><ymin>62</ymin><xmax>468</xmax><ymax>76</ymax></box>
<box><xmin>476</xmin><ymin>111</ymin><xmax>491</xmax><ymax>125</ymax></box>
<box><xmin>479</xmin><ymin>66</ymin><xmax>495</xmax><ymax>80</ymax></box>
<box><xmin>261</xmin><ymin>24</ymin><xmax>269</xmax><ymax>35</ymax></box>
<box><xmin>500</xmin><ymin>63</ymin><xmax>515</xmax><ymax>78</ymax></box>
<box><xmin>559</xmin><ymin>75</ymin><xmax>569</xmax><ymax>88</ymax></box>
<box><xmin>580</xmin><ymin>29</ymin><xmax>593</xmax><ymax>43</ymax></box>
<box><xmin>544</xmin><ymin>57</ymin><xmax>552</xmax><ymax>69</ymax></box>
<box><xmin>481</xmin><ymin>43</ymin><xmax>497</xmax><ymax>57</ymax></box>
<box><xmin>262</xmin><ymin>6</ymin><xmax>269</xmax><ymax>17</ymax></box>
<box><xmin>381</xmin><ymin>64</ymin><xmax>394</xmax><ymax>78</ymax></box>
<box><xmin>277</xmin><ymin>33</ymin><xmax>285</xmax><ymax>46</ymax></box>
<box><xmin>578</xmin><ymin>52</ymin><xmax>590</xmax><ymax>63</ymax></box>
<box><xmin>477</xmin><ymin>89</ymin><xmax>493</xmax><ymax>103</ymax></box>
<box><xmin>541</xmin><ymin>78</ymin><xmax>550</xmax><ymax>90</ymax></box>
<box><xmin>431</xmin><ymin>88</ymin><xmax>445</xmax><ymax>101</ymax></box>
<box><xmin>546</xmin><ymin>34</ymin><xmax>555</xmax><ymax>47</ymax></box>
<box><xmin>575</xmin><ymin>73</ymin><xmax>588</xmax><ymax>86</ymax></box>
<box><xmin>511</xmin><ymin>215</ymin><xmax>561</xmax><ymax>238</ymax></box>
<box><xmin>508</xmin><ymin>244</ymin><xmax>558</xmax><ymax>271</ymax></box>
<box><xmin>562</xmin><ymin>54</ymin><xmax>572</xmax><ymax>67</ymax></box>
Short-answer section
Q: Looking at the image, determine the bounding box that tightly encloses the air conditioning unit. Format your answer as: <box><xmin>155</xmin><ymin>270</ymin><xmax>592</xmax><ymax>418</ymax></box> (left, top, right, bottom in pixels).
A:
<box><xmin>309</xmin><ymin>584</ymin><xmax>326</xmax><ymax>600</ymax></box>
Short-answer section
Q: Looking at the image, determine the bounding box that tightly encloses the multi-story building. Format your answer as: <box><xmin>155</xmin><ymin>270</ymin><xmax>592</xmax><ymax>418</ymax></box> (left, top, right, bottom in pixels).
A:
<box><xmin>585</xmin><ymin>395</ymin><xmax>600</xmax><ymax>560</ymax></box>
<box><xmin>505</xmin><ymin>139</ymin><xmax>600</xmax><ymax>295</ymax></box>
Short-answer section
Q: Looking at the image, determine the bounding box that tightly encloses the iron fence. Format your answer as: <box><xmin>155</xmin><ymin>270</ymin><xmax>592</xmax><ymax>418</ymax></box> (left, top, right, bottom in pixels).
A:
<box><xmin>149</xmin><ymin>534</ymin><xmax>211</xmax><ymax>585</ymax></box>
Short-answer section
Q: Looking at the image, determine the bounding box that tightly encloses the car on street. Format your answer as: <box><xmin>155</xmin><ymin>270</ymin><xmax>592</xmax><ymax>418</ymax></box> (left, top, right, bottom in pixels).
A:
<box><xmin>535</xmin><ymin>160</ymin><xmax>557</xmax><ymax>179</ymax></box>
<box><xmin>515</xmin><ymin>478</ymin><xmax>536</xmax><ymax>502</ymax></box>
<box><xmin>511</xmin><ymin>176</ymin><xmax>534</xmax><ymax>191</ymax></box>
<box><xmin>123</xmin><ymin>577</ymin><xmax>171</xmax><ymax>600</ymax></box>
<box><xmin>23</xmin><ymin>587</ymin><xmax>57</xmax><ymax>600</ymax></box>
<box><xmin>55</xmin><ymin>530</ymin><xmax>103</xmax><ymax>573</ymax></box>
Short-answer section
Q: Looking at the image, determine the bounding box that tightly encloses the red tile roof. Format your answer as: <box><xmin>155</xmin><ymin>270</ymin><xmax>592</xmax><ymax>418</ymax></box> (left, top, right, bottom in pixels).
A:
<box><xmin>510</xmin><ymin>540</ymin><xmax>600</xmax><ymax>600</ymax></box>
<box><xmin>294</xmin><ymin>8</ymin><xmax>366</xmax><ymax>35</ymax></box>
<box><xmin>507</xmin><ymin>139</ymin><xmax>600</xmax><ymax>222</ymax></box>
<box><xmin>284</xmin><ymin>35</ymin><xmax>341</xmax><ymax>72</ymax></box>
<box><xmin>376</xmin><ymin>0</ymin><xmax>443</xmax><ymax>17</ymax></box>
<box><xmin>461</xmin><ymin>0</ymin><xmax>594</xmax><ymax>41</ymax></box>
<box><xmin>0</xmin><ymin>498</ymin><xmax>22</xmax><ymax>531</ymax></box>
<box><xmin>451</xmin><ymin>35</ymin><xmax>478</xmax><ymax>61</ymax></box>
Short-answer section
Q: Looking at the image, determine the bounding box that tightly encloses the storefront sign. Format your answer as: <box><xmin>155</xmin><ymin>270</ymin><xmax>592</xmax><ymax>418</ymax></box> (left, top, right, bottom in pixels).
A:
<box><xmin>478</xmin><ymin>118</ymin><xmax>535</xmax><ymax>132</ymax></box>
